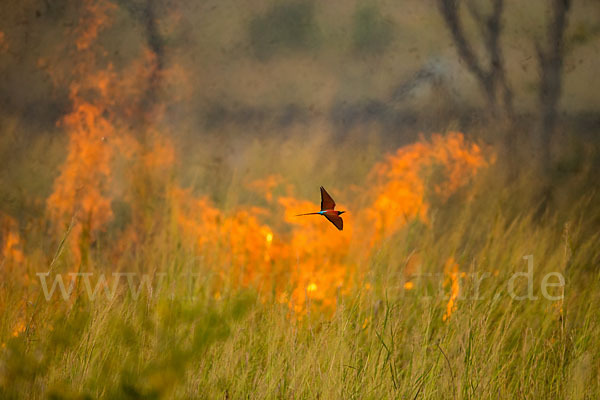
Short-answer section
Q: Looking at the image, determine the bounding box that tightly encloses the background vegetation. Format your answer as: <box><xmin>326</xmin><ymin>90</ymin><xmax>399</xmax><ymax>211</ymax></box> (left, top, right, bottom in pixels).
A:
<box><xmin>0</xmin><ymin>0</ymin><xmax>599</xmax><ymax>398</ymax></box>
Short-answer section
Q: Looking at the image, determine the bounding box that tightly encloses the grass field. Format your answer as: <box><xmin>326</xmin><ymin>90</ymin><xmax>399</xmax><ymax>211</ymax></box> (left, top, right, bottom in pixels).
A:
<box><xmin>1</xmin><ymin>125</ymin><xmax>599</xmax><ymax>399</ymax></box>
<box><xmin>1</xmin><ymin>0</ymin><xmax>600</xmax><ymax>398</ymax></box>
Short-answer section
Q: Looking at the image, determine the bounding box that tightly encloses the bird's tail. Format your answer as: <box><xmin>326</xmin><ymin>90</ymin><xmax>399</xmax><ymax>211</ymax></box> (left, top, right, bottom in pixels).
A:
<box><xmin>295</xmin><ymin>212</ymin><xmax>321</xmax><ymax>216</ymax></box>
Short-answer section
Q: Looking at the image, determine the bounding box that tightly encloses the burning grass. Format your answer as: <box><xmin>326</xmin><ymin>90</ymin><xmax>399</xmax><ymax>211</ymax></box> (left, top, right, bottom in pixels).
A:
<box><xmin>0</xmin><ymin>0</ymin><xmax>599</xmax><ymax>398</ymax></box>
<box><xmin>45</xmin><ymin>123</ymin><xmax>487</xmax><ymax>318</ymax></box>
<box><xmin>3</xmin><ymin>116</ymin><xmax>599</xmax><ymax>398</ymax></box>
<box><xmin>2</xmin><ymin>151</ymin><xmax>599</xmax><ymax>398</ymax></box>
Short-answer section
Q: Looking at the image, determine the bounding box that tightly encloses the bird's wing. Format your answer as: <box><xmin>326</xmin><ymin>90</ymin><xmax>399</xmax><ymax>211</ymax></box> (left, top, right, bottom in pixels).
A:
<box><xmin>320</xmin><ymin>186</ymin><xmax>336</xmax><ymax>211</ymax></box>
<box><xmin>324</xmin><ymin>214</ymin><xmax>343</xmax><ymax>230</ymax></box>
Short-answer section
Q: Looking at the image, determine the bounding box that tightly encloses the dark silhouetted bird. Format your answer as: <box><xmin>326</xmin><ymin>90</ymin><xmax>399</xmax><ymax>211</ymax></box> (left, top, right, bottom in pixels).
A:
<box><xmin>296</xmin><ymin>186</ymin><xmax>346</xmax><ymax>230</ymax></box>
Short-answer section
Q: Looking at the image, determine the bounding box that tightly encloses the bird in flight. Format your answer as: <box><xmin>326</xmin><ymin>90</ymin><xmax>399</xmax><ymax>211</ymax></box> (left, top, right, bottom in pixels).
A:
<box><xmin>296</xmin><ymin>186</ymin><xmax>346</xmax><ymax>230</ymax></box>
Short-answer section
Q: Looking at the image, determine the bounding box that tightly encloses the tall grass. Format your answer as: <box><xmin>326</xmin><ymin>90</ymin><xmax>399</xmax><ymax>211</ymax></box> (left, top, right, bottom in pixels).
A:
<box><xmin>0</xmin><ymin>132</ymin><xmax>598</xmax><ymax>399</ymax></box>
<box><xmin>2</xmin><ymin>0</ymin><xmax>599</xmax><ymax>397</ymax></box>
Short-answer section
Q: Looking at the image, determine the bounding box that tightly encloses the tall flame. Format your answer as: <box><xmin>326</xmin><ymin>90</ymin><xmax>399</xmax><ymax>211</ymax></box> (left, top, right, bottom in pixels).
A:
<box><xmin>46</xmin><ymin>0</ymin><xmax>117</xmax><ymax>262</ymax></box>
<box><xmin>1</xmin><ymin>214</ymin><xmax>24</xmax><ymax>268</ymax></box>
<box><xmin>442</xmin><ymin>257</ymin><xmax>463</xmax><ymax>322</ymax></box>
<box><xmin>45</xmin><ymin>0</ymin><xmax>176</xmax><ymax>262</ymax></box>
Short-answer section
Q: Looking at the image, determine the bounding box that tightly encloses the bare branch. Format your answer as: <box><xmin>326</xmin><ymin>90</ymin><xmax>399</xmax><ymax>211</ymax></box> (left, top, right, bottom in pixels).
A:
<box><xmin>438</xmin><ymin>0</ymin><xmax>512</xmax><ymax>117</ymax></box>
<box><xmin>438</xmin><ymin>0</ymin><xmax>488</xmax><ymax>86</ymax></box>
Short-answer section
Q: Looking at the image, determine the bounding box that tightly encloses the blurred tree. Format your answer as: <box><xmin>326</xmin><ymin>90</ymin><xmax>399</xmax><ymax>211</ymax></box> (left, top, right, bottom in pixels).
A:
<box><xmin>437</xmin><ymin>0</ymin><xmax>518</xmax><ymax>180</ymax></box>
<box><xmin>438</xmin><ymin>0</ymin><xmax>514</xmax><ymax>120</ymax></box>
<box><xmin>439</xmin><ymin>0</ymin><xmax>573</xmax><ymax>185</ymax></box>
<box><xmin>535</xmin><ymin>0</ymin><xmax>571</xmax><ymax>176</ymax></box>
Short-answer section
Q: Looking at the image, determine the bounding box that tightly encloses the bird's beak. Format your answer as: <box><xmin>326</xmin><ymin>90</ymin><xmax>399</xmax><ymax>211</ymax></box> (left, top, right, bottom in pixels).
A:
<box><xmin>339</xmin><ymin>211</ymin><xmax>346</xmax><ymax>215</ymax></box>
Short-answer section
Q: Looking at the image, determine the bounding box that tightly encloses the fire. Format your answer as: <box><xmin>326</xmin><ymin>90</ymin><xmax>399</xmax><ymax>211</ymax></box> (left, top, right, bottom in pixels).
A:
<box><xmin>46</xmin><ymin>88</ymin><xmax>117</xmax><ymax>257</ymax></box>
<box><xmin>45</xmin><ymin>0</ymin><xmax>178</xmax><ymax>262</ymax></box>
<box><xmin>1</xmin><ymin>215</ymin><xmax>24</xmax><ymax>267</ymax></box>
<box><xmin>47</xmin><ymin>117</ymin><xmax>487</xmax><ymax>316</ymax></box>
<box><xmin>442</xmin><ymin>257</ymin><xmax>464</xmax><ymax>322</ymax></box>
<box><xmin>368</xmin><ymin>132</ymin><xmax>486</xmax><ymax>238</ymax></box>
<box><xmin>277</xmin><ymin>195</ymin><xmax>353</xmax><ymax>315</ymax></box>
<box><xmin>74</xmin><ymin>0</ymin><xmax>116</xmax><ymax>51</ymax></box>
<box><xmin>247</xmin><ymin>175</ymin><xmax>284</xmax><ymax>202</ymax></box>
<box><xmin>45</xmin><ymin>1</ymin><xmax>119</xmax><ymax>262</ymax></box>
<box><xmin>38</xmin><ymin>0</ymin><xmax>490</xmax><ymax>319</ymax></box>
<box><xmin>170</xmin><ymin>187</ymin><xmax>276</xmax><ymax>291</ymax></box>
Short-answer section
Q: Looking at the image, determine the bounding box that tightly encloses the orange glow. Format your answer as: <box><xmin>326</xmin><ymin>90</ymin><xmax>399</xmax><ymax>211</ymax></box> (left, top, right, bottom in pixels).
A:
<box><xmin>74</xmin><ymin>0</ymin><xmax>116</xmax><ymax>51</ymax></box>
<box><xmin>368</xmin><ymin>132</ymin><xmax>486</xmax><ymax>239</ymax></box>
<box><xmin>278</xmin><ymin>195</ymin><xmax>353</xmax><ymax>315</ymax></box>
<box><xmin>0</xmin><ymin>31</ymin><xmax>8</xmax><ymax>53</ymax></box>
<box><xmin>46</xmin><ymin>74</ymin><xmax>119</xmax><ymax>262</ymax></box>
<box><xmin>142</xmin><ymin>132</ymin><xmax>176</xmax><ymax>170</ymax></box>
<box><xmin>247</xmin><ymin>175</ymin><xmax>284</xmax><ymax>202</ymax></box>
<box><xmin>45</xmin><ymin>0</ymin><xmax>178</xmax><ymax>263</ymax></box>
<box><xmin>442</xmin><ymin>257</ymin><xmax>463</xmax><ymax>322</ymax></box>
<box><xmin>362</xmin><ymin>317</ymin><xmax>370</xmax><ymax>329</ymax></box>
<box><xmin>40</xmin><ymin>0</ymin><xmax>489</xmax><ymax>316</ymax></box>
<box><xmin>11</xmin><ymin>320</ymin><xmax>26</xmax><ymax>337</ymax></box>
<box><xmin>166</xmin><ymin>133</ymin><xmax>487</xmax><ymax>317</ymax></box>
<box><xmin>45</xmin><ymin>0</ymin><xmax>120</xmax><ymax>263</ymax></box>
<box><xmin>48</xmin><ymin>101</ymin><xmax>487</xmax><ymax>316</ymax></box>
<box><xmin>265</xmin><ymin>232</ymin><xmax>274</xmax><ymax>244</ymax></box>
<box><xmin>170</xmin><ymin>187</ymin><xmax>277</xmax><ymax>292</ymax></box>
<box><xmin>1</xmin><ymin>215</ymin><xmax>24</xmax><ymax>266</ymax></box>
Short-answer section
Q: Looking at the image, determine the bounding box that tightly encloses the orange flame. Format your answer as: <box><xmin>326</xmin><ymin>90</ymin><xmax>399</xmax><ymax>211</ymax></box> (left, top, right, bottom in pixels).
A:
<box><xmin>45</xmin><ymin>1</ymin><xmax>119</xmax><ymax>263</ymax></box>
<box><xmin>46</xmin><ymin>76</ymin><xmax>117</xmax><ymax>261</ymax></box>
<box><xmin>0</xmin><ymin>31</ymin><xmax>8</xmax><ymax>54</ymax></box>
<box><xmin>170</xmin><ymin>187</ymin><xmax>276</xmax><ymax>291</ymax></box>
<box><xmin>39</xmin><ymin>0</ymin><xmax>489</xmax><ymax>317</ymax></box>
<box><xmin>1</xmin><ymin>214</ymin><xmax>24</xmax><ymax>267</ymax></box>
<box><xmin>277</xmin><ymin>196</ymin><xmax>353</xmax><ymax>314</ymax></box>
<box><xmin>247</xmin><ymin>175</ymin><xmax>284</xmax><ymax>202</ymax></box>
<box><xmin>166</xmin><ymin>132</ymin><xmax>488</xmax><ymax>317</ymax></box>
<box><xmin>45</xmin><ymin>0</ymin><xmax>180</xmax><ymax>262</ymax></box>
<box><xmin>442</xmin><ymin>257</ymin><xmax>464</xmax><ymax>322</ymax></box>
<box><xmin>74</xmin><ymin>0</ymin><xmax>116</xmax><ymax>51</ymax></box>
<box><xmin>368</xmin><ymin>132</ymin><xmax>486</xmax><ymax>238</ymax></box>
